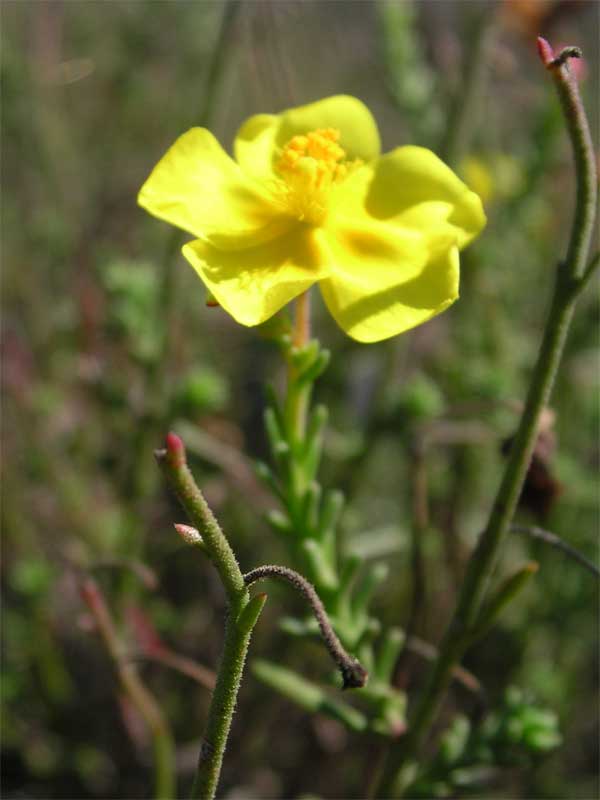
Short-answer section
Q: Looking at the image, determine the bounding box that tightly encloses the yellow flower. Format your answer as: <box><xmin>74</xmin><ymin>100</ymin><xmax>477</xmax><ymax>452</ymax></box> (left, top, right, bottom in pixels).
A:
<box><xmin>138</xmin><ymin>96</ymin><xmax>485</xmax><ymax>343</ymax></box>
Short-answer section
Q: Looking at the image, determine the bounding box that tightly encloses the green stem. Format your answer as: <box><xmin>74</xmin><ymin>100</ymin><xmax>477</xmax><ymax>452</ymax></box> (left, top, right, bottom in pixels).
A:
<box><xmin>441</xmin><ymin>2</ymin><xmax>497</xmax><ymax>168</ymax></box>
<box><xmin>190</xmin><ymin>610</ymin><xmax>258</xmax><ymax>799</ymax></box>
<box><xmin>374</xmin><ymin>40</ymin><xmax>597</xmax><ymax>798</ymax></box>
<box><xmin>510</xmin><ymin>524</ymin><xmax>600</xmax><ymax>579</ymax></box>
<box><xmin>285</xmin><ymin>291</ymin><xmax>312</xmax><ymax>443</ymax></box>
<box><xmin>156</xmin><ymin>433</ymin><xmax>265</xmax><ymax>799</ymax></box>
<box><xmin>283</xmin><ymin>291</ymin><xmax>313</xmax><ymax>512</ymax></box>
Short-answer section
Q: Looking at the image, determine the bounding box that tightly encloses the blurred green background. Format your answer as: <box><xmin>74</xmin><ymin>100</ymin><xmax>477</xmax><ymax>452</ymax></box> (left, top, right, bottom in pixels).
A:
<box><xmin>2</xmin><ymin>1</ymin><xmax>598</xmax><ymax>798</ymax></box>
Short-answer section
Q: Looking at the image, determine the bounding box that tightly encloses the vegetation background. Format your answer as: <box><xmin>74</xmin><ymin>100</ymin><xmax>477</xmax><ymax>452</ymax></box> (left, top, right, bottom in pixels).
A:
<box><xmin>2</xmin><ymin>1</ymin><xmax>598</xmax><ymax>798</ymax></box>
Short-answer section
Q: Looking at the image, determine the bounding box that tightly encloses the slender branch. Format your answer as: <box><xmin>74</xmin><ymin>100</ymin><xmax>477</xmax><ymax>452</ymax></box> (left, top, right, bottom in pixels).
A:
<box><xmin>90</xmin><ymin>558</ymin><xmax>158</xmax><ymax>589</ymax></box>
<box><xmin>394</xmin><ymin>441</ymin><xmax>428</xmax><ymax>683</ymax></box>
<box><xmin>405</xmin><ymin>636</ymin><xmax>481</xmax><ymax>695</ymax></box>
<box><xmin>441</xmin><ymin>2</ymin><xmax>497</xmax><ymax>167</ymax></box>
<box><xmin>132</xmin><ymin>649</ymin><xmax>217</xmax><ymax>690</ymax></box>
<box><xmin>510</xmin><ymin>524</ymin><xmax>599</xmax><ymax>579</ymax></box>
<box><xmin>244</xmin><ymin>564</ymin><xmax>368</xmax><ymax>689</ymax></box>
<box><xmin>375</xmin><ymin>39</ymin><xmax>597</xmax><ymax>798</ymax></box>
<box><xmin>156</xmin><ymin>433</ymin><xmax>265</xmax><ymax>800</ymax></box>
<box><xmin>539</xmin><ymin>42</ymin><xmax>597</xmax><ymax>285</ymax></box>
<box><xmin>80</xmin><ymin>578</ymin><xmax>175</xmax><ymax>800</ymax></box>
<box><xmin>572</xmin><ymin>251</ymin><xmax>600</xmax><ymax>298</ymax></box>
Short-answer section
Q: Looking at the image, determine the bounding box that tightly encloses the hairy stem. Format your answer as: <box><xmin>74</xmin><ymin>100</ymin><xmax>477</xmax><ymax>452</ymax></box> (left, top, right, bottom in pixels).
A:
<box><xmin>156</xmin><ymin>433</ymin><xmax>265</xmax><ymax>800</ymax></box>
<box><xmin>244</xmin><ymin>564</ymin><xmax>368</xmax><ymax>689</ymax></box>
<box><xmin>375</xmin><ymin>40</ymin><xmax>597</xmax><ymax>798</ymax></box>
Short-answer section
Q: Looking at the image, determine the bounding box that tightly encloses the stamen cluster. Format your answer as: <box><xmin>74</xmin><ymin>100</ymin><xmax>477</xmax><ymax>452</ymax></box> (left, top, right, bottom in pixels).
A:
<box><xmin>275</xmin><ymin>128</ymin><xmax>349</xmax><ymax>223</ymax></box>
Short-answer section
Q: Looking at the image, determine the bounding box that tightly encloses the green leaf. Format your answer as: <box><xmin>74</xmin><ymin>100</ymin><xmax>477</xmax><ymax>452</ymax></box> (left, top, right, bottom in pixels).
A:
<box><xmin>252</xmin><ymin>659</ymin><xmax>368</xmax><ymax>732</ymax></box>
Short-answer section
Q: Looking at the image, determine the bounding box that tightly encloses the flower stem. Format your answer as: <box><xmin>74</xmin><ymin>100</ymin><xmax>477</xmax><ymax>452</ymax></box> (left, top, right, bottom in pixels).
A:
<box><xmin>374</xmin><ymin>40</ymin><xmax>597</xmax><ymax>798</ymax></box>
<box><xmin>155</xmin><ymin>433</ymin><xmax>265</xmax><ymax>800</ymax></box>
<box><xmin>293</xmin><ymin>290</ymin><xmax>311</xmax><ymax>349</ymax></box>
<box><xmin>285</xmin><ymin>291</ymin><xmax>313</xmax><ymax>463</ymax></box>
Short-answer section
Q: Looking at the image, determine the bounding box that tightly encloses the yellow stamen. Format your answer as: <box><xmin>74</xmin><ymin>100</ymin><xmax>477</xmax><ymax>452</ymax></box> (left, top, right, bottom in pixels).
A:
<box><xmin>274</xmin><ymin>128</ymin><xmax>354</xmax><ymax>224</ymax></box>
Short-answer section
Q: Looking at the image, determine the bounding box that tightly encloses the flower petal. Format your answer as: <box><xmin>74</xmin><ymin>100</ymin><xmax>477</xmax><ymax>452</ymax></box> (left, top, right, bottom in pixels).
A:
<box><xmin>138</xmin><ymin>128</ymin><xmax>287</xmax><ymax>248</ymax></box>
<box><xmin>234</xmin><ymin>95</ymin><xmax>381</xmax><ymax>178</ymax></box>
<box><xmin>183</xmin><ymin>227</ymin><xmax>331</xmax><ymax>327</ymax></box>
<box><xmin>333</xmin><ymin>146</ymin><xmax>486</xmax><ymax>249</ymax></box>
<box><xmin>234</xmin><ymin>113</ymin><xmax>280</xmax><ymax>179</ymax></box>
<box><xmin>319</xmin><ymin>221</ymin><xmax>459</xmax><ymax>343</ymax></box>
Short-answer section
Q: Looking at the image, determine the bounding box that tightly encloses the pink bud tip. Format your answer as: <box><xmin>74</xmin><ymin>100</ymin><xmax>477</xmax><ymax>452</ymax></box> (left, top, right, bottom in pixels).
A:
<box><xmin>174</xmin><ymin>523</ymin><xmax>203</xmax><ymax>546</ymax></box>
<box><xmin>537</xmin><ymin>36</ymin><xmax>555</xmax><ymax>68</ymax></box>
<box><xmin>166</xmin><ymin>432</ymin><xmax>185</xmax><ymax>468</ymax></box>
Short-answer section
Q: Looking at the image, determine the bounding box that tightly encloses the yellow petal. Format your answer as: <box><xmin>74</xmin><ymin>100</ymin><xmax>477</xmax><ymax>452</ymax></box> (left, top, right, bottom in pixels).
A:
<box><xmin>182</xmin><ymin>227</ymin><xmax>331</xmax><ymax>327</ymax></box>
<box><xmin>138</xmin><ymin>128</ymin><xmax>287</xmax><ymax>249</ymax></box>
<box><xmin>234</xmin><ymin>113</ymin><xmax>280</xmax><ymax>179</ymax></box>
<box><xmin>319</xmin><ymin>221</ymin><xmax>459</xmax><ymax>343</ymax></box>
<box><xmin>333</xmin><ymin>146</ymin><xmax>486</xmax><ymax>249</ymax></box>
<box><xmin>234</xmin><ymin>95</ymin><xmax>381</xmax><ymax>178</ymax></box>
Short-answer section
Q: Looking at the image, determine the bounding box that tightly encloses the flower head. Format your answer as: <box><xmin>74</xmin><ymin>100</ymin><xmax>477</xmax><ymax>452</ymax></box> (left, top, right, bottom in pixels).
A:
<box><xmin>138</xmin><ymin>96</ymin><xmax>485</xmax><ymax>342</ymax></box>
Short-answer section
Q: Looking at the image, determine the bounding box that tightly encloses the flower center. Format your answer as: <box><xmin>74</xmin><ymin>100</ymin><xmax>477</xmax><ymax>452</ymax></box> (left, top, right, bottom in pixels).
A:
<box><xmin>274</xmin><ymin>128</ymin><xmax>351</xmax><ymax>225</ymax></box>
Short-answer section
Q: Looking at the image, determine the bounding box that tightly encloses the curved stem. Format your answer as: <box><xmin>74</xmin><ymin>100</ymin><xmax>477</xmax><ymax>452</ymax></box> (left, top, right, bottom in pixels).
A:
<box><xmin>244</xmin><ymin>564</ymin><xmax>368</xmax><ymax>689</ymax></box>
<box><xmin>374</xmin><ymin>40</ymin><xmax>597</xmax><ymax>798</ymax></box>
<box><xmin>510</xmin><ymin>524</ymin><xmax>599</xmax><ymax>579</ymax></box>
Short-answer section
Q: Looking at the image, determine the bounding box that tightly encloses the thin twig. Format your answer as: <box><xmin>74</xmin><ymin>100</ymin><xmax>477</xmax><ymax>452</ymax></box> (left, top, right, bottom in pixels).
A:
<box><xmin>574</xmin><ymin>251</ymin><xmax>600</xmax><ymax>298</ymax></box>
<box><xmin>80</xmin><ymin>578</ymin><xmax>175</xmax><ymax>800</ymax></box>
<box><xmin>441</xmin><ymin>2</ymin><xmax>497</xmax><ymax>167</ymax></box>
<box><xmin>510</xmin><ymin>524</ymin><xmax>599</xmax><ymax>579</ymax></box>
<box><xmin>90</xmin><ymin>558</ymin><xmax>158</xmax><ymax>590</ymax></box>
<box><xmin>132</xmin><ymin>649</ymin><xmax>217</xmax><ymax>691</ymax></box>
<box><xmin>243</xmin><ymin>564</ymin><xmax>368</xmax><ymax>689</ymax></box>
<box><xmin>395</xmin><ymin>441</ymin><xmax>428</xmax><ymax>683</ymax></box>
<box><xmin>405</xmin><ymin>636</ymin><xmax>481</xmax><ymax>694</ymax></box>
<box><xmin>375</xmin><ymin>38</ymin><xmax>598</xmax><ymax>798</ymax></box>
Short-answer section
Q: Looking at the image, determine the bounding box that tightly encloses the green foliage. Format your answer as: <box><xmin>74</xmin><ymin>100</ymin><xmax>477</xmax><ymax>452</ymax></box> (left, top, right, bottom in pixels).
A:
<box><xmin>407</xmin><ymin>688</ymin><xmax>562</xmax><ymax>797</ymax></box>
<box><xmin>173</xmin><ymin>367</ymin><xmax>230</xmax><ymax>416</ymax></box>
<box><xmin>2</xmin><ymin>1</ymin><xmax>598</xmax><ymax>798</ymax></box>
<box><xmin>103</xmin><ymin>259</ymin><xmax>162</xmax><ymax>364</ymax></box>
<box><xmin>255</xmin><ymin>336</ymin><xmax>407</xmax><ymax>736</ymax></box>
